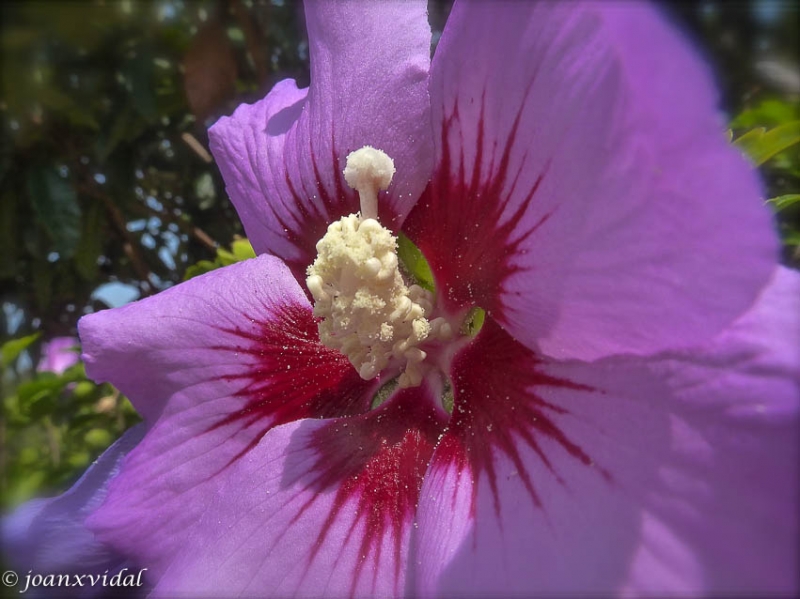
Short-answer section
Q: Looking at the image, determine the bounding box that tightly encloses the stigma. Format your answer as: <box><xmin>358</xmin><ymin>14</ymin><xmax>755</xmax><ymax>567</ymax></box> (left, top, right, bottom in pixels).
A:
<box><xmin>306</xmin><ymin>147</ymin><xmax>450</xmax><ymax>388</ymax></box>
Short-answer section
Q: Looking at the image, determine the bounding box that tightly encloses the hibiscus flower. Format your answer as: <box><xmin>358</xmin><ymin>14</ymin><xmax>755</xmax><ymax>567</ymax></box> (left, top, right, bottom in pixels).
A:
<box><xmin>36</xmin><ymin>337</ymin><xmax>80</xmax><ymax>375</ymax></box>
<box><xmin>5</xmin><ymin>1</ymin><xmax>798</xmax><ymax>597</ymax></box>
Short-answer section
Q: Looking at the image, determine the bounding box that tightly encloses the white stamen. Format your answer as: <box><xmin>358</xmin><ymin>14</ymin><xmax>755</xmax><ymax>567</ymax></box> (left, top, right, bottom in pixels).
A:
<box><xmin>306</xmin><ymin>213</ymin><xmax>434</xmax><ymax>387</ymax></box>
<box><xmin>308</xmin><ymin>147</ymin><xmax>450</xmax><ymax>389</ymax></box>
<box><xmin>343</xmin><ymin>146</ymin><xmax>395</xmax><ymax>220</ymax></box>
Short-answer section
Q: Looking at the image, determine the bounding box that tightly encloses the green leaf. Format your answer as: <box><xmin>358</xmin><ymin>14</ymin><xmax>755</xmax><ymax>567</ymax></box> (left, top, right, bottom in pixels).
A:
<box><xmin>783</xmin><ymin>229</ymin><xmax>800</xmax><ymax>246</ymax></box>
<box><xmin>730</xmin><ymin>99</ymin><xmax>799</xmax><ymax>129</ymax></box>
<box><xmin>123</xmin><ymin>45</ymin><xmax>158</xmax><ymax>122</ymax></box>
<box><xmin>98</xmin><ymin>106</ymin><xmax>142</xmax><ymax>161</ymax></box>
<box><xmin>27</xmin><ymin>166</ymin><xmax>82</xmax><ymax>258</ymax></box>
<box><xmin>39</xmin><ymin>87</ymin><xmax>100</xmax><ymax>131</ymax></box>
<box><xmin>183</xmin><ymin>239</ymin><xmax>255</xmax><ymax>280</ymax></box>
<box><xmin>84</xmin><ymin>428</ymin><xmax>113</xmax><ymax>449</ymax></box>
<box><xmin>230</xmin><ymin>238</ymin><xmax>256</xmax><ymax>261</ymax></box>
<box><xmin>216</xmin><ymin>241</ymin><xmax>254</xmax><ymax>265</ymax></box>
<box><xmin>67</xmin><ymin>451</ymin><xmax>91</xmax><ymax>469</ymax></box>
<box><xmin>767</xmin><ymin>194</ymin><xmax>800</xmax><ymax>211</ymax></box>
<box><xmin>72</xmin><ymin>380</ymin><xmax>98</xmax><ymax>400</ymax></box>
<box><xmin>2</xmin><ymin>393</ymin><xmax>27</xmax><ymax>426</ymax></box>
<box><xmin>183</xmin><ymin>259</ymin><xmax>219</xmax><ymax>280</ymax></box>
<box><xmin>1</xmin><ymin>332</ymin><xmax>42</xmax><ymax>369</ymax></box>
<box><xmin>397</xmin><ymin>232</ymin><xmax>435</xmax><ymax>292</ymax></box>
<box><xmin>733</xmin><ymin>121</ymin><xmax>800</xmax><ymax>166</ymax></box>
<box><xmin>4</xmin><ymin>470</ymin><xmax>47</xmax><ymax>509</ymax></box>
<box><xmin>17</xmin><ymin>370</ymin><xmax>83</xmax><ymax>405</ymax></box>
<box><xmin>460</xmin><ymin>306</ymin><xmax>486</xmax><ymax>337</ymax></box>
<box><xmin>24</xmin><ymin>387</ymin><xmax>60</xmax><ymax>420</ymax></box>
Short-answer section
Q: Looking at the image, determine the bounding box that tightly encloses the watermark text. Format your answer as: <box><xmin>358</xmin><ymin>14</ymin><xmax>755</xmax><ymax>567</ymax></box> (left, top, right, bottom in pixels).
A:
<box><xmin>3</xmin><ymin>568</ymin><xmax>147</xmax><ymax>594</ymax></box>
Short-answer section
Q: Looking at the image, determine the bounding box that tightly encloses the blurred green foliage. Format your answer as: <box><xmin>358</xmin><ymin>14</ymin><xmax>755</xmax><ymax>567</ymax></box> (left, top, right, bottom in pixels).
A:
<box><xmin>183</xmin><ymin>237</ymin><xmax>255</xmax><ymax>280</ymax></box>
<box><xmin>1</xmin><ymin>0</ymin><xmax>799</xmax><ymax>510</ymax></box>
<box><xmin>733</xmin><ymin>118</ymin><xmax>800</xmax><ymax>166</ymax></box>
<box><xmin>1</xmin><ymin>337</ymin><xmax>140</xmax><ymax>509</ymax></box>
<box><xmin>1</xmin><ymin>0</ymin><xmax>309</xmax><ymax>507</ymax></box>
<box><xmin>730</xmin><ymin>98</ymin><xmax>800</xmax><ymax>249</ymax></box>
<box><xmin>1</xmin><ymin>0</ymin><xmax>308</xmax><ymax>337</ymax></box>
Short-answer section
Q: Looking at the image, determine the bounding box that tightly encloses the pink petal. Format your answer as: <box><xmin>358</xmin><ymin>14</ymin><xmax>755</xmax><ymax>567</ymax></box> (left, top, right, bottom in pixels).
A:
<box><xmin>81</xmin><ymin>256</ymin><xmax>375</xmax><ymax>577</ymax></box>
<box><xmin>412</xmin><ymin>268</ymin><xmax>798</xmax><ymax>596</ymax></box>
<box><xmin>405</xmin><ymin>1</ymin><xmax>776</xmax><ymax>360</ymax></box>
<box><xmin>209</xmin><ymin>0</ymin><xmax>434</xmax><ymax>281</ymax></box>
<box><xmin>129</xmin><ymin>387</ymin><xmax>446</xmax><ymax>597</ymax></box>
<box><xmin>37</xmin><ymin>336</ymin><xmax>80</xmax><ymax>375</ymax></box>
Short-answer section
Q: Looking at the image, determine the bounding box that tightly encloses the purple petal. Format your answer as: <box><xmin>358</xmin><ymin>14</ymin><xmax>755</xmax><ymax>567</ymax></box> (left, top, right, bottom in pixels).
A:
<box><xmin>101</xmin><ymin>387</ymin><xmax>445</xmax><ymax>597</ymax></box>
<box><xmin>405</xmin><ymin>1</ymin><xmax>776</xmax><ymax>360</ymax></box>
<box><xmin>79</xmin><ymin>254</ymin><xmax>367</xmax><ymax>423</ymax></box>
<box><xmin>412</xmin><ymin>268</ymin><xmax>798</xmax><ymax>596</ymax></box>
<box><xmin>80</xmin><ymin>256</ymin><xmax>375</xmax><ymax>577</ymax></box>
<box><xmin>209</xmin><ymin>0</ymin><xmax>434</xmax><ymax>281</ymax></box>
<box><xmin>2</xmin><ymin>426</ymin><xmax>144</xmax><ymax>577</ymax></box>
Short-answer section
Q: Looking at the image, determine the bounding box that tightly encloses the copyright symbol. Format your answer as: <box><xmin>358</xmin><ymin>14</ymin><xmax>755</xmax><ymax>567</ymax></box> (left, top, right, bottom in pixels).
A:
<box><xmin>2</xmin><ymin>570</ymin><xmax>18</xmax><ymax>587</ymax></box>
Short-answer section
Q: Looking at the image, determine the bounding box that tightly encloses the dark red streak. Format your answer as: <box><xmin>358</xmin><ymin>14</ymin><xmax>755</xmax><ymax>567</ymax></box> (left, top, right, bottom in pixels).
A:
<box><xmin>298</xmin><ymin>388</ymin><xmax>446</xmax><ymax>597</ymax></box>
<box><xmin>404</xmin><ymin>93</ymin><xmax>552</xmax><ymax>318</ymax></box>
<box><xmin>205</xmin><ymin>302</ymin><xmax>374</xmax><ymax>471</ymax></box>
<box><xmin>438</xmin><ymin>317</ymin><xmax>606</xmax><ymax>517</ymax></box>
